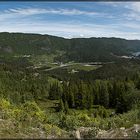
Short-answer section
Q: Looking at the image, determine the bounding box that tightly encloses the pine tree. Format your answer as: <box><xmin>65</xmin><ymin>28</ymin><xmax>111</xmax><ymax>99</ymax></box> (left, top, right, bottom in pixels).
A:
<box><xmin>99</xmin><ymin>81</ymin><xmax>109</xmax><ymax>108</ymax></box>
<box><xmin>59</xmin><ymin>99</ymin><xmax>64</xmax><ymax>112</ymax></box>
<box><xmin>93</xmin><ymin>80</ymin><xmax>100</xmax><ymax>105</ymax></box>
<box><xmin>48</xmin><ymin>82</ymin><xmax>61</xmax><ymax>100</ymax></box>
<box><xmin>64</xmin><ymin>101</ymin><xmax>69</xmax><ymax>114</ymax></box>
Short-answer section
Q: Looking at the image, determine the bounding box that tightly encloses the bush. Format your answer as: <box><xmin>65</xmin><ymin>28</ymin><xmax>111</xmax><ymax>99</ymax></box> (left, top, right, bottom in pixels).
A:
<box><xmin>19</xmin><ymin>101</ymin><xmax>47</xmax><ymax>126</ymax></box>
<box><xmin>0</xmin><ymin>98</ymin><xmax>11</xmax><ymax>119</ymax></box>
<box><xmin>0</xmin><ymin>98</ymin><xmax>11</xmax><ymax>110</ymax></box>
<box><xmin>44</xmin><ymin>123</ymin><xmax>68</xmax><ymax>138</ymax></box>
<box><xmin>59</xmin><ymin>114</ymin><xmax>80</xmax><ymax>130</ymax></box>
<box><xmin>10</xmin><ymin>108</ymin><xmax>22</xmax><ymax>121</ymax></box>
<box><xmin>22</xmin><ymin>101</ymin><xmax>41</xmax><ymax>113</ymax></box>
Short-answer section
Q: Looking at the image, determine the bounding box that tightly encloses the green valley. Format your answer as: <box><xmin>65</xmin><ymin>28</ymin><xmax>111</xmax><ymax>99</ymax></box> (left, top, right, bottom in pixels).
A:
<box><xmin>0</xmin><ymin>32</ymin><xmax>140</xmax><ymax>139</ymax></box>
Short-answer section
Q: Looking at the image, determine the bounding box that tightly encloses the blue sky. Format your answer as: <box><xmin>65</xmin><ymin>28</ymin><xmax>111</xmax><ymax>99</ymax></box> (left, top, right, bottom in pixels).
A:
<box><xmin>0</xmin><ymin>2</ymin><xmax>140</xmax><ymax>39</ymax></box>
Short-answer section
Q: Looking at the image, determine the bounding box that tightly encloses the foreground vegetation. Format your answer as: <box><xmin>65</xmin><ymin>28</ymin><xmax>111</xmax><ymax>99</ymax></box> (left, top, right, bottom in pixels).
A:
<box><xmin>0</xmin><ymin>98</ymin><xmax>139</xmax><ymax>138</ymax></box>
<box><xmin>0</xmin><ymin>57</ymin><xmax>140</xmax><ymax>138</ymax></box>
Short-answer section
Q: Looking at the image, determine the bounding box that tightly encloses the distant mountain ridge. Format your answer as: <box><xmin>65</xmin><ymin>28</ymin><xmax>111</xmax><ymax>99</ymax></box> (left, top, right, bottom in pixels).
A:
<box><xmin>0</xmin><ymin>32</ymin><xmax>140</xmax><ymax>62</ymax></box>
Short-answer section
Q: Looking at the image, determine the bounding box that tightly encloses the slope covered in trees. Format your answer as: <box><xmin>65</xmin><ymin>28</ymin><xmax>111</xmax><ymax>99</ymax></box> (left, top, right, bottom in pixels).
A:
<box><xmin>0</xmin><ymin>32</ymin><xmax>140</xmax><ymax>62</ymax></box>
<box><xmin>0</xmin><ymin>58</ymin><xmax>140</xmax><ymax>138</ymax></box>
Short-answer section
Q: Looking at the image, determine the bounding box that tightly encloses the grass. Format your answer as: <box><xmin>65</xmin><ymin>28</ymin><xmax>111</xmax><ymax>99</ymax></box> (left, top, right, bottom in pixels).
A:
<box><xmin>47</xmin><ymin>76</ymin><xmax>61</xmax><ymax>84</ymax></box>
<box><xmin>64</xmin><ymin>64</ymin><xmax>102</xmax><ymax>72</ymax></box>
<box><xmin>29</xmin><ymin>55</ymin><xmax>56</xmax><ymax>65</ymax></box>
<box><xmin>36</xmin><ymin>99</ymin><xmax>59</xmax><ymax>113</ymax></box>
<box><xmin>29</xmin><ymin>50</ymin><xmax>65</xmax><ymax>67</ymax></box>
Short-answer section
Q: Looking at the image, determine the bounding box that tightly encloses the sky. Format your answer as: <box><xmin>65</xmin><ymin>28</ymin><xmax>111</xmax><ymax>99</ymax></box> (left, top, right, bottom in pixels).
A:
<box><xmin>0</xmin><ymin>2</ymin><xmax>140</xmax><ymax>39</ymax></box>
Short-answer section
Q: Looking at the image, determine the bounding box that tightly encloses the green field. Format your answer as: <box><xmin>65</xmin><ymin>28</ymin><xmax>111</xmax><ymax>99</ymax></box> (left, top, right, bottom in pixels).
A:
<box><xmin>64</xmin><ymin>64</ymin><xmax>102</xmax><ymax>72</ymax></box>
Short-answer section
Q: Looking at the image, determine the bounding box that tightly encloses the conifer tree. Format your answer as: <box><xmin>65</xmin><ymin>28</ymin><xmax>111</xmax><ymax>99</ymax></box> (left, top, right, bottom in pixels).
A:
<box><xmin>64</xmin><ymin>101</ymin><xmax>69</xmax><ymax>114</ymax></box>
<box><xmin>59</xmin><ymin>99</ymin><xmax>65</xmax><ymax>112</ymax></box>
<box><xmin>99</xmin><ymin>81</ymin><xmax>109</xmax><ymax>108</ymax></box>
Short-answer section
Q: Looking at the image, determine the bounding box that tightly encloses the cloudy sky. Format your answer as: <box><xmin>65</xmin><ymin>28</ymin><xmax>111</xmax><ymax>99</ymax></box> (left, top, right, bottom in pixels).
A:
<box><xmin>0</xmin><ymin>2</ymin><xmax>140</xmax><ymax>39</ymax></box>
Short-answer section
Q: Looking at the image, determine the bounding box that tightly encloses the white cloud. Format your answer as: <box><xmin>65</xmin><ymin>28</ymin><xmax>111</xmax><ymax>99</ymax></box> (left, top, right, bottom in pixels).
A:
<box><xmin>100</xmin><ymin>2</ymin><xmax>125</xmax><ymax>7</ymax></box>
<box><xmin>100</xmin><ymin>2</ymin><xmax>140</xmax><ymax>22</ymax></box>
<box><xmin>127</xmin><ymin>2</ymin><xmax>140</xmax><ymax>13</ymax></box>
<box><xmin>1</xmin><ymin>7</ymin><xmax>100</xmax><ymax>17</ymax></box>
<box><xmin>122</xmin><ymin>2</ymin><xmax>140</xmax><ymax>21</ymax></box>
<box><xmin>0</xmin><ymin>21</ymin><xmax>140</xmax><ymax>40</ymax></box>
<box><xmin>0</xmin><ymin>5</ymin><xmax>140</xmax><ymax>39</ymax></box>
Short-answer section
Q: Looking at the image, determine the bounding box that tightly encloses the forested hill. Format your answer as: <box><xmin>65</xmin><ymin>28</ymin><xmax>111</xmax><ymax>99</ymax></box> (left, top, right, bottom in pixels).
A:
<box><xmin>0</xmin><ymin>32</ymin><xmax>140</xmax><ymax>62</ymax></box>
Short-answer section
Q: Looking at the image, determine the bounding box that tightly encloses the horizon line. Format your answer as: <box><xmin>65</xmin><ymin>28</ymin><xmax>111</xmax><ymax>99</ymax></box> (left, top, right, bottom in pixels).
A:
<box><xmin>0</xmin><ymin>31</ymin><xmax>139</xmax><ymax>41</ymax></box>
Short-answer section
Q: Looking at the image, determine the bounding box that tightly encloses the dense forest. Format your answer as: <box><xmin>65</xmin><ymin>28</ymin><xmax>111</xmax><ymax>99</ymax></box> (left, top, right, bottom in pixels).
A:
<box><xmin>1</xmin><ymin>32</ymin><xmax>140</xmax><ymax>62</ymax></box>
<box><xmin>0</xmin><ymin>33</ymin><xmax>140</xmax><ymax>138</ymax></box>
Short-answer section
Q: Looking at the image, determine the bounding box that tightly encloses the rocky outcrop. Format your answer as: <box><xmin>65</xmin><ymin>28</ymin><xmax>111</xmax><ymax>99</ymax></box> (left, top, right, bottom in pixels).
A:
<box><xmin>74</xmin><ymin>124</ymin><xmax>140</xmax><ymax>139</ymax></box>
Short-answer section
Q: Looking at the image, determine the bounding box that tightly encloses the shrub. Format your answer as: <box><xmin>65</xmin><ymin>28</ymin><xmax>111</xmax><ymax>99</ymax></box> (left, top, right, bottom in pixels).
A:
<box><xmin>59</xmin><ymin>114</ymin><xmax>80</xmax><ymax>130</ymax></box>
<box><xmin>20</xmin><ymin>101</ymin><xmax>47</xmax><ymax>126</ymax></box>
<box><xmin>44</xmin><ymin>123</ymin><xmax>68</xmax><ymax>138</ymax></box>
<box><xmin>0</xmin><ymin>98</ymin><xmax>11</xmax><ymax>110</ymax></box>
